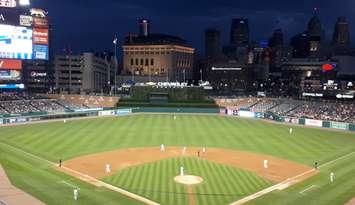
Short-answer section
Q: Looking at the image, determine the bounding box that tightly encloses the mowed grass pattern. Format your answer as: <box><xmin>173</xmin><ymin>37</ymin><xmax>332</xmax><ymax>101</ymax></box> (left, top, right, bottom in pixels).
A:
<box><xmin>103</xmin><ymin>157</ymin><xmax>273</xmax><ymax>205</ymax></box>
<box><xmin>0</xmin><ymin>114</ymin><xmax>355</xmax><ymax>205</ymax></box>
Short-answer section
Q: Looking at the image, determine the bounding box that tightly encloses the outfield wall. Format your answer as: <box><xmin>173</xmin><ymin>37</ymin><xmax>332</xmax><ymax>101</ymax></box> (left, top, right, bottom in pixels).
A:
<box><xmin>1</xmin><ymin>108</ymin><xmax>354</xmax><ymax>132</ymax></box>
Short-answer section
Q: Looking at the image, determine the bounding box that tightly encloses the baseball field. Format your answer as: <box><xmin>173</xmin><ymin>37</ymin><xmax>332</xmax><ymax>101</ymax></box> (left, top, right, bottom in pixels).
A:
<box><xmin>0</xmin><ymin>114</ymin><xmax>355</xmax><ymax>205</ymax></box>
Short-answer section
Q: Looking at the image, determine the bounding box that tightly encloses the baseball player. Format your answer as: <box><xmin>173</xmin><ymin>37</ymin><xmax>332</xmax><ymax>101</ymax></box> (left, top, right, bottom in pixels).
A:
<box><xmin>289</xmin><ymin>128</ymin><xmax>293</xmax><ymax>134</ymax></box>
<box><xmin>330</xmin><ymin>172</ymin><xmax>335</xmax><ymax>183</ymax></box>
<box><xmin>315</xmin><ymin>161</ymin><xmax>319</xmax><ymax>170</ymax></box>
<box><xmin>105</xmin><ymin>164</ymin><xmax>111</xmax><ymax>174</ymax></box>
<box><xmin>59</xmin><ymin>159</ymin><xmax>62</xmax><ymax>167</ymax></box>
<box><xmin>182</xmin><ymin>146</ymin><xmax>187</xmax><ymax>155</ymax></box>
<box><xmin>202</xmin><ymin>147</ymin><xmax>206</xmax><ymax>153</ymax></box>
<box><xmin>263</xmin><ymin>159</ymin><xmax>269</xmax><ymax>169</ymax></box>
<box><xmin>64</xmin><ymin>119</ymin><xmax>67</xmax><ymax>123</ymax></box>
<box><xmin>73</xmin><ymin>188</ymin><xmax>79</xmax><ymax>200</ymax></box>
<box><xmin>160</xmin><ymin>144</ymin><xmax>165</xmax><ymax>152</ymax></box>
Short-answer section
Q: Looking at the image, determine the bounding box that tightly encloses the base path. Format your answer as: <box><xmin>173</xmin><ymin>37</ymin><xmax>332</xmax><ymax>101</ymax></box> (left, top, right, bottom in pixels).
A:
<box><xmin>346</xmin><ymin>198</ymin><xmax>355</xmax><ymax>205</ymax></box>
<box><xmin>0</xmin><ymin>165</ymin><xmax>44</xmax><ymax>205</ymax></box>
<box><xmin>64</xmin><ymin>147</ymin><xmax>314</xmax><ymax>183</ymax></box>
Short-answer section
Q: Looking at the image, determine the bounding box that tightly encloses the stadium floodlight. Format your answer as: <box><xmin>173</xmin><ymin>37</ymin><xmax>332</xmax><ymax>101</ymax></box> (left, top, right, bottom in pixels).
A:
<box><xmin>19</xmin><ymin>0</ymin><xmax>30</xmax><ymax>6</ymax></box>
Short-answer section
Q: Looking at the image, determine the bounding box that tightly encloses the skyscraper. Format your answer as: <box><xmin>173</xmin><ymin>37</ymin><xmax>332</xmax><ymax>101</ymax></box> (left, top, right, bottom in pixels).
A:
<box><xmin>139</xmin><ymin>19</ymin><xmax>150</xmax><ymax>37</ymax></box>
<box><xmin>332</xmin><ymin>17</ymin><xmax>350</xmax><ymax>46</ymax></box>
<box><xmin>268</xmin><ymin>29</ymin><xmax>284</xmax><ymax>48</ymax></box>
<box><xmin>307</xmin><ymin>9</ymin><xmax>323</xmax><ymax>56</ymax></box>
<box><xmin>230</xmin><ymin>18</ymin><xmax>249</xmax><ymax>46</ymax></box>
<box><xmin>205</xmin><ymin>28</ymin><xmax>221</xmax><ymax>59</ymax></box>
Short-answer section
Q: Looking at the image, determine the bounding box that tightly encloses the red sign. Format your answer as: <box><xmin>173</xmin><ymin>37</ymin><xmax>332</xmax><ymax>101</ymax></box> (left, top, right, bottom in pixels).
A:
<box><xmin>322</xmin><ymin>64</ymin><xmax>334</xmax><ymax>71</ymax></box>
<box><xmin>33</xmin><ymin>17</ymin><xmax>48</xmax><ymax>28</ymax></box>
<box><xmin>33</xmin><ymin>28</ymin><xmax>49</xmax><ymax>45</ymax></box>
<box><xmin>0</xmin><ymin>59</ymin><xmax>22</xmax><ymax>70</ymax></box>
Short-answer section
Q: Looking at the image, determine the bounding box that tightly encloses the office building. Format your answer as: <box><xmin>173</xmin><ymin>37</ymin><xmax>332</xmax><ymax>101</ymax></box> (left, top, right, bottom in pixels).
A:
<box><xmin>332</xmin><ymin>17</ymin><xmax>350</xmax><ymax>47</ymax></box>
<box><xmin>230</xmin><ymin>18</ymin><xmax>249</xmax><ymax>46</ymax></box>
<box><xmin>205</xmin><ymin>28</ymin><xmax>221</xmax><ymax>59</ymax></box>
<box><xmin>122</xmin><ymin>20</ymin><xmax>195</xmax><ymax>82</ymax></box>
<box><xmin>54</xmin><ymin>52</ymin><xmax>116</xmax><ymax>93</ymax></box>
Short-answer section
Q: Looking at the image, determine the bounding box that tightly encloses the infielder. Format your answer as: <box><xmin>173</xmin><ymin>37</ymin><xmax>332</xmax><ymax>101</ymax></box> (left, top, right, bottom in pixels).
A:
<box><xmin>105</xmin><ymin>164</ymin><xmax>111</xmax><ymax>174</ymax></box>
<box><xmin>182</xmin><ymin>146</ymin><xmax>187</xmax><ymax>155</ymax></box>
<box><xmin>73</xmin><ymin>188</ymin><xmax>79</xmax><ymax>200</ymax></box>
<box><xmin>263</xmin><ymin>159</ymin><xmax>269</xmax><ymax>169</ymax></box>
<box><xmin>160</xmin><ymin>144</ymin><xmax>165</xmax><ymax>152</ymax></box>
<box><xmin>330</xmin><ymin>172</ymin><xmax>335</xmax><ymax>183</ymax></box>
<box><xmin>202</xmin><ymin>147</ymin><xmax>206</xmax><ymax>153</ymax></box>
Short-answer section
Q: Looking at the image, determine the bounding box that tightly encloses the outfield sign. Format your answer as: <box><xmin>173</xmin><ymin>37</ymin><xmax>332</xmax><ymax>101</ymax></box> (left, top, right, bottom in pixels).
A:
<box><xmin>305</xmin><ymin>119</ymin><xmax>323</xmax><ymax>127</ymax></box>
<box><xmin>98</xmin><ymin>110</ymin><xmax>115</xmax><ymax>116</ymax></box>
<box><xmin>238</xmin><ymin>110</ymin><xmax>255</xmax><ymax>118</ymax></box>
<box><xmin>330</xmin><ymin>121</ymin><xmax>349</xmax><ymax>130</ymax></box>
<box><xmin>116</xmin><ymin>109</ymin><xmax>132</xmax><ymax>116</ymax></box>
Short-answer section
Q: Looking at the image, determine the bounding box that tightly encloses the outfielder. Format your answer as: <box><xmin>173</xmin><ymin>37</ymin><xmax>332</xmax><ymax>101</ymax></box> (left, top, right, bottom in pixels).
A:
<box><xmin>289</xmin><ymin>128</ymin><xmax>293</xmax><ymax>134</ymax></box>
<box><xmin>330</xmin><ymin>172</ymin><xmax>335</xmax><ymax>183</ymax></box>
<box><xmin>73</xmin><ymin>188</ymin><xmax>79</xmax><ymax>200</ymax></box>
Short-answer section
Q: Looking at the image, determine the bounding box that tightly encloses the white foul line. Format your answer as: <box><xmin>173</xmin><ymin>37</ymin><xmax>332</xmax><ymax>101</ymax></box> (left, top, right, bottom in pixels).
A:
<box><xmin>57</xmin><ymin>180</ymin><xmax>80</xmax><ymax>190</ymax></box>
<box><xmin>0</xmin><ymin>142</ymin><xmax>160</xmax><ymax>205</ymax></box>
<box><xmin>299</xmin><ymin>185</ymin><xmax>317</xmax><ymax>195</ymax></box>
<box><xmin>230</xmin><ymin>151</ymin><xmax>355</xmax><ymax>205</ymax></box>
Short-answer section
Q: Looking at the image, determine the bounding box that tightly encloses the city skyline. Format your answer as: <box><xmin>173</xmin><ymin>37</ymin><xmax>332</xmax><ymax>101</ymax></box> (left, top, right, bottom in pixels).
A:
<box><xmin>30</xmin><ymin>0</ymin><xmax>355</xmax><ymax>53</ymax></box>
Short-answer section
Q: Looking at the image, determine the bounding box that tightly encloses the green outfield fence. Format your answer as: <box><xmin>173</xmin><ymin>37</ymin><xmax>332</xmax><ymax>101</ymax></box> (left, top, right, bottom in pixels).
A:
<box><xmin>1</xmin><ymin>108</ymin><xmax>354</xmax><ymax>131</ymax></box>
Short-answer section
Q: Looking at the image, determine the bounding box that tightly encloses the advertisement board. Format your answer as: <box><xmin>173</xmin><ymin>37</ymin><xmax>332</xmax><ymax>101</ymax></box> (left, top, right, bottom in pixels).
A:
<box><xmin>98</xmin><ymin>110</ymin><xmax>116</xmax><ymax>116</ymax></box>
<box><xmin>0</xmin><ymin>8</ymin><xmax>20</xmax><ymax>25</ymax></box>
<box><xmin>33</xmin><ymin>28</ymin><xmax>48</xmax><ymax>45</ymax></box>
<box><xmin>33</xmin><ymin>44</ymin><xmax>48</xmax><ymax>60</ymax></box>
<box><xmin>0</xmin><ymin>59</ymin><xmax>22</xmax><ymax>70</ymax></box>
<box><xmin>116</xmin><ymin>109</ymin><xmax>132</xmax><ymax>116</ymax></box>
<box><xmin>33</xmin><ymin>17</ymin><xmax>48</xmax><ymax>28</ymax></box>
<box><xmin>305</xmin><ymin>119</ymin><xmax>323</xmax><ymax>127</ymax></box>
<box><xmin>238</xmin><ymin>110</ymin><xmax>255</xmax><ymax>118</ymax></box>
<box><xmin>0</xmin><ymin>70</ymin><xmax>21</xmax><ymax>81</ymax></box>
<box><xmin>0</xmin><ymin>0</ymin><xmax>16</xmax><ymax>8</ymax></box>
<box><xmin>0</xmin><ymin>24</ymin><xmax>33</xmax><ymax>59</ymax></box>
<box><xmin>330</xmin><ymin>121</ymin><xmax>349</xmax><ymax>130</ymax></box>
<box><xmin>19</xmin><ymin>15</ymin><xmax>32</xmax><ymax>27</ymax></box>
<box><xmin>0</xmin><ymin>83</ymin><xmax>24</xmax><ymax>89</ymax></box>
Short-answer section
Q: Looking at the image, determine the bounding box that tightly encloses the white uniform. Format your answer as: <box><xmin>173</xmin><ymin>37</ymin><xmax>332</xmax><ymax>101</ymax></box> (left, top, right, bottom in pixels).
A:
<box><xmin>180</xmin><ymin>166</ymin><xmax>184</xmax><ymax>176</ymax></box>
<box><xmin>263</xmin><ymin>160</ymin><xmax>269</xmax><ymax>169</ymax></box>
<box><xmin>105</xmin><ymin>164</ymin><xmax>111</xmax><ymax>174</ymax></box>
<box><xmin>330</xmin><ymin>172</ymin><xmax>335</xmax><ymax>183</ymax></box>
<box><xmin>174</xmin><ymin>115</ymin><xmax>177</xmax><ymax>120</ymax></box>
<box><xmin>64</xmin><ymin>119</ymin><xmax>67</xmax><ymax>123</ymax></box>
<box><xmin>289</xmin><ymin>128</ymin><xmax>293</xmax><ymax>134</ymax></box>
<box><xmin>182</xmin><ymin>147</ymin><xmax>187</xmax><ymax>155</ymax></box>
<box><xmin>202</xmin><ymin>147</ymin><xmax>206</xmax><ymax>153</ymax></box>
<box><xmin>160</xmin><ymin>144</ymin><xmax>165</xmax><ymax>152</ymax></box>
<box><xmin>73</xmin><ymin>189</ymin><xmax>78</xmax><ymax>200</ymax></box>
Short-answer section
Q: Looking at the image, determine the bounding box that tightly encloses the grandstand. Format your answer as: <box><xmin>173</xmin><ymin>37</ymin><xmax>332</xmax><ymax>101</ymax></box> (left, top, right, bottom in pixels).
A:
<box><xmin>215</xmin><ymin>97</ymin><xmax>355</xmax><ymax>123</ymax></box>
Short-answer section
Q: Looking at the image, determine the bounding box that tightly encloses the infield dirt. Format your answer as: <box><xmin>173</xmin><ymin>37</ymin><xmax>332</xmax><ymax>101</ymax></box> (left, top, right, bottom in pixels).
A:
<box><xmin>63</xmin><ymin>146</ymin><xmax>315</xmax><ymax>183</ymax></box>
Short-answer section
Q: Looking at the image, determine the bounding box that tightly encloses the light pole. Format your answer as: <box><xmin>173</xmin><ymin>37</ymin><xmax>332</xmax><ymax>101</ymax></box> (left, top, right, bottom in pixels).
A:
<box><xmin>113</xmin><ymin>36</ymin><xmax>118</xmax><ymax>95</ymax></box>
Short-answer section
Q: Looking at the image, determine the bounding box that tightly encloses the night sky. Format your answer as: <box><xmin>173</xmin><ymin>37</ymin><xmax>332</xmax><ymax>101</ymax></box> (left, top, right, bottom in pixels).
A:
<box><xmin>31</xmin><ymin>0</ymin><xmax>354</xmax><ymax>55</ymax></box>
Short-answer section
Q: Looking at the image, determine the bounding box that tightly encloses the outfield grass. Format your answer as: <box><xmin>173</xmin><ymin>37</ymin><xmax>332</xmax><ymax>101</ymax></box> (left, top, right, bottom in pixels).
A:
<box><xmin>0</xmin><ymin>114</ymin><xmax>355</xmax><ymax>205</ymax></box>
<box><xmin>103</xmin><ymin>157</ymin><xmax>273</xmax><ymax>205</ymax></box>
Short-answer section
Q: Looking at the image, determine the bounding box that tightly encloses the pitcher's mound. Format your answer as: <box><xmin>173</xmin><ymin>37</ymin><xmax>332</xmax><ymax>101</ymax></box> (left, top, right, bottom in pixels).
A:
<box><xmin>174</xmin><ymin>175</ymin><xmax>203</xmax><ymax>185</ymax></box>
